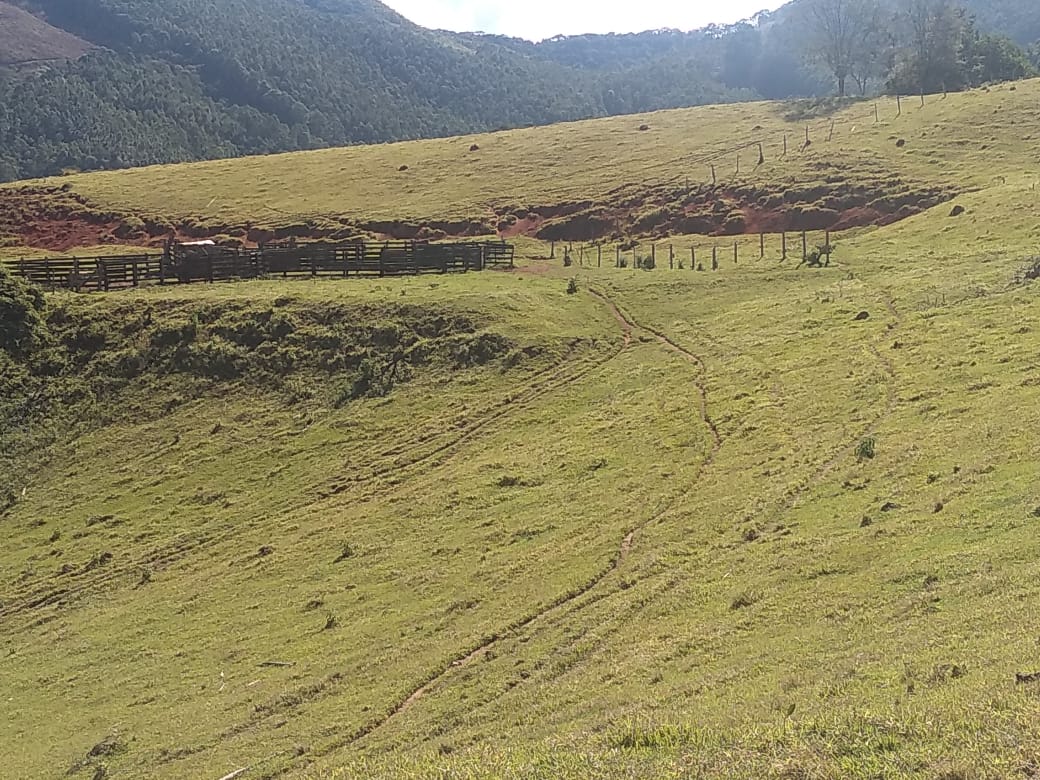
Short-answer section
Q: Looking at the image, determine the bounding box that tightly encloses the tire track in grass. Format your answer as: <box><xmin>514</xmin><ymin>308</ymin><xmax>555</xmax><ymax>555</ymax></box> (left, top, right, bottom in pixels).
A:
<box><xmin>296</xmin><ymin>287</ymin><xmax>721</xmax><ymax>763</ymax></box>
<box><xmin>114</xmin><ymin>289</ymin><xmax>642</xmax><ymax>778</ymax></box>
<box><xmin>589</xmin><ymin>287</ymin><xmax>722</xmax><ymax>462</ymax></box>
<box><xmin>753</xmin><ymin>286</ymin><xmax>903</xmax><ymax>531</ymax></box>
<box><xmin>1</xmin><ymin>295</ymin><xmax>633</xmax><ymax>628</ymax></box>
<box><xmin>377</xmin><ymin>285</ymin><xmax>908</xmax><ymax>740</ymax></box>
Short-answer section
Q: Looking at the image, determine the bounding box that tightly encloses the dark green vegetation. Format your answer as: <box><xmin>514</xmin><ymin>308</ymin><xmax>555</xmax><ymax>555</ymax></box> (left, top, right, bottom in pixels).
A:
<box><xmin>0</xmin><ymin>0</ymin><xmax>1037</xmax><ymax>180</ymax></box>
<box><xmin>0</xmin><ymin>267</ymin><xmax>520</xmax><ymax>515</ymax></box>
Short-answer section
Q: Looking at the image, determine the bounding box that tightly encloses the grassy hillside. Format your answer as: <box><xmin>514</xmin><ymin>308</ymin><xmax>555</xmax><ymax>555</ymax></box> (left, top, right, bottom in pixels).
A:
<box><xmin>0</xmin><ymin>0</ymin><xmax>759</xmax><ymax>181</ymax></box>
<box><xmin>1</xmin><ymin>79</ymin><xmax>1033</xmax><ymax>251</ymax></box>
<box><xmin>4</xmin><ymin>84</ymin><xmax>1040</xmax><ymax>779</ymax></box>
<box><xmin>0</xmin><ymin>1</ymin><xmax>91</xmax><ymax>66</ymax></box>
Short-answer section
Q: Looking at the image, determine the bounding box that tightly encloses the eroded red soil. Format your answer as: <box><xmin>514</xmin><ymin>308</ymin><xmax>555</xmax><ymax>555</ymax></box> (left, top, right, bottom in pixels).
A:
<box><xmin>0</xmin><ymin>175</ymin><xmax>956</xmax><ymax>253</ymax></box>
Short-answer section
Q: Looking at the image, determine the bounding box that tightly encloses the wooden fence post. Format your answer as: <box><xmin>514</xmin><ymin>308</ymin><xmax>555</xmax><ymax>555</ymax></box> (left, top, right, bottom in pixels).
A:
<box><xmin>669</xmin><ymin>245</ymin><xmax>674</xmax><ymax>269</ymax></box>
<box><xmin>616</xmin><ymin>245</ymin><xmax>621</xmax><ymax>268</ymax></box>
<box><xmin>733</xmin><ymin>241</ymin><xmax>738</xmax><ymax>265</ymax></box>
<box><xmin>783</xmin><ymin>133</ymin><xmax>788</xmax><ymax>158</ymax></box>
<box><xmin>896</xmin><ymin>95</ymin><xmax>902</xmax><ymax>117</ymax></box>
<box><xmin>760</xmin><ymin>232</ymin><xmax>765</xmax><ymax>259</ymax></box>
<box><xmin>598</xmin><ymin>244</ymin><xmax>602</xmax><ymax>268</ymax></box>
<box><xmin>802</xmin><ymin>231</ymin><xmax>808</xmax><ymax>261</ymax></box>
<box><xmin>712</xmin><ymin>246</ymin><xmax>718</xmax><ymax>271</ymax></box>
<box><xmin>711</xmin><ymin>164</ymin><xmax>716</xmax><ymax>185</ymax></box>
<box><xmin>781</xmin><ymin>232</ymin><xmax>787</xmax><ymax>261</ymax></box>
<box><xmin>651</xmin><ymin>244</ymin><xmax>656</xmax><ymax>268</ymax></box>
<box><xmin>550</xmin><ymin>241</ymin><xmax>555</xmax><ymax>260</ymax></box>
<box><xmin>874</xmin><ymin>103</ymin><xmax>880</xmax><ymax>124</ymax></box>
<box><xmin>691</xmin><ymin>247</ymin><xmax>696</xmax><ymax>268</ymax></box>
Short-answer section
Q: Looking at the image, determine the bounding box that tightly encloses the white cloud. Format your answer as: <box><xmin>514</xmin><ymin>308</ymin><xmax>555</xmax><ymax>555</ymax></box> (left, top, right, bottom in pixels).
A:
<box><xmin>383</xmin><ymin>0</ymin><xmax>785</xmax><ymax>41</ymax></box>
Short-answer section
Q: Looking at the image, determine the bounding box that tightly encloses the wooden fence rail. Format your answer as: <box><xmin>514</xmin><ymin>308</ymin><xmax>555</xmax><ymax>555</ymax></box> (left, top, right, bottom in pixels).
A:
<box><xmin>2</xmin><ymin>239</ymin><xmax>515</xmax><ymax>292</ymax></box>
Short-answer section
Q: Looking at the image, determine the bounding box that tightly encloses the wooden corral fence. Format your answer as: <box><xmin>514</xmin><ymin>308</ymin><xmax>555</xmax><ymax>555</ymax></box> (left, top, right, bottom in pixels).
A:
<box><xmin>3</xmin><ymin>239</ymin><xmax>515</xmax><ymax>292</ymax></box>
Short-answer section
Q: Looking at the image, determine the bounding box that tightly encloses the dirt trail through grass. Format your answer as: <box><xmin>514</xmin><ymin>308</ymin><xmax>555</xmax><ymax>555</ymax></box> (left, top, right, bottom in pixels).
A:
<box><xmin>494</xmin><ymin>283</ymin><xmax>908</xmax><ymax>695</ymax></box>
<box><xmin>320</xmin><ymin>288</ymin><xmax>718</xmax><ymax>759</ymax></box>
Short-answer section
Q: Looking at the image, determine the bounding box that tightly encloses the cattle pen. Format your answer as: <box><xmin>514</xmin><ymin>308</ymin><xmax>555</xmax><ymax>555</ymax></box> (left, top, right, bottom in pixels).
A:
<box><xmin>3</xmin><ymin>239</ymin><xmax>516</xmax><ymax>292</ymax></box>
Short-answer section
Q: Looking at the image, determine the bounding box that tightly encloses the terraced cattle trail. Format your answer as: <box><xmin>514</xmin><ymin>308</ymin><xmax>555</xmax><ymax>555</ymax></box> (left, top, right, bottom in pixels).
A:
<box><xmin>319</xmin><ymin>288</ymin><xmax>719</xmax><ymax>757</ymax></box>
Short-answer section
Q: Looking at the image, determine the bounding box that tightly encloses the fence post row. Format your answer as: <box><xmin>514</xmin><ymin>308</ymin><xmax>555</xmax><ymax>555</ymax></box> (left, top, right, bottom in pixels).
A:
<box><xmin>4</xmin><ymin>239</ymin><xmax>516</xmax><ymax>291</ymax></box>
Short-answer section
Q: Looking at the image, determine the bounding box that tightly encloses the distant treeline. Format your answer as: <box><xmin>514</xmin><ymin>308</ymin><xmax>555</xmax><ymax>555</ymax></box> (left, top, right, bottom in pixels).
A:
<box><xmin>0</xmin><ymin>0</ymin><xmax>1036</xmax><ymax>182</ymax></box>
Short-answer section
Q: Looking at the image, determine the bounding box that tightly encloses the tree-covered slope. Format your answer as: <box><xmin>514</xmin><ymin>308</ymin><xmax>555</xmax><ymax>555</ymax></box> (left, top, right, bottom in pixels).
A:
<box><xmin>0</xmin><ymin>0</ymin><xmax>757</xmax><ymax>181</ymax></box>
<box><xmin>0</xmin><ymin>0</ymin><xmax>1038</xmax><ymax>182</ymax></box>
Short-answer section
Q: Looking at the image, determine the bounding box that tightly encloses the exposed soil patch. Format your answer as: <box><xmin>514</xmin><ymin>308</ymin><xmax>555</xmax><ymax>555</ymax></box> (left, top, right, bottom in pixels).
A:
<box><xmin>0</xmin><ymin>186</ymin><xmax>499</xmax><ymax>252</ymax></box>
<box><xmin>0</xmin><ymin>173</ymin><xmax>956</xmax><ymax>253</ymax></box>
<box><xmin>497</xmin><ymin>176</ymin><xmax>956</xmax><ymax>242</ymax></box>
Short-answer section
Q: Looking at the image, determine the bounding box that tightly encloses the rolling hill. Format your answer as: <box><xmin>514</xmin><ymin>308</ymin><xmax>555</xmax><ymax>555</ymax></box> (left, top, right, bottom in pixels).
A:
<box><xmin>0</xmin><ymin>0</ymin><xmax>1037</xmax><ymax>181</ymax></box>
<box><xmin>0</xmin><ymin>0</ymin><xmax>91</xmax><ymax>66</ymax></box>
<box><xmin>3</xmin><ymin>80</ymin><xmax>1040</xmax><ymax>779</ymax></box>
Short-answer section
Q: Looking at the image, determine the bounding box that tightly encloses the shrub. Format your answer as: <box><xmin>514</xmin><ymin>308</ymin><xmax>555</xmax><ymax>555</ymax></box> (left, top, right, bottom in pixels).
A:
<box><xmin>450</xmin><ymin>332</ymin><xmax>512</xmax><ymax>368</ymax></box>
<box><xmin>0</xmin><ymin>265</ymin><xmax>48</xmax><ymax>360</ymax></box>
<box><xmin>730</xmin><ymin>590</ymin><xmax>759</xmax><ymax>610</ymax></box>
<box><xmin>856</xmin><ymin>437</ymin><xmax>877</xmax><ymax>461</ymax></box>
<box><xmin>566</xmin><ymin>278</ymin><xmax>579</xmax><ymax>295</ymax></box>
<box><xmin>186</xmin><ymin>338</ymin><xmax>245</xmax><ymax>380</ymax></box>
<box><xmin>335</xmin><ymin>357</ymin><xmax>394</xmax><ymax>405</ymax></box>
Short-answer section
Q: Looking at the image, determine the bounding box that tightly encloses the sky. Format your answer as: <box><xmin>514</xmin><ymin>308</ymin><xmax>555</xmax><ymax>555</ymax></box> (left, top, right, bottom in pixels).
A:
<box><xmin>381</xmin><ymin>0</ymin><xmax>787</xmax><ymax>42</ymax></box>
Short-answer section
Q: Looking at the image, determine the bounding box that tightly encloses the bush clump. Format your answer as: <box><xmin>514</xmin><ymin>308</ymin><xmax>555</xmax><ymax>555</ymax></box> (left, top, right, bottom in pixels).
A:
<box><xmin>0</xmin><ymin>265</ymin><xmax>49</xmax><ymax>360</ymax></box>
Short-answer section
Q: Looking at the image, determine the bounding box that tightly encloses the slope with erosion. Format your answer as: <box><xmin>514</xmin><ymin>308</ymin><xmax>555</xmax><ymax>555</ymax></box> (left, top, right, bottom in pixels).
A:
<box><xmin>2</xmin><ymin>80</ymin><xmax>1033</xmax><ymax>253</ymax></box>
<box><xmin>318</xmin><ymin>180</ymin><xmax>1040</xmax><ymax>779</ymax></box>
<box><xmin>4</xmin><ymin>84</ymin><xmax>1040</xmax><ymax>779</ymax></box>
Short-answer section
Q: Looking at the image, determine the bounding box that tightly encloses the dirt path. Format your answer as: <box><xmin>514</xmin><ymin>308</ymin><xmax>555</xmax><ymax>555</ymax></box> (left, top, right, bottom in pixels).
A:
<box><xmin>589</xmin><ymin>288</ymin><xmax>721</xmax><ymax>462</ymax></box>
<box><xmin>322</xmin><ymin>287</ymin><xmax>717</xmax><ymax>755</ymax></box>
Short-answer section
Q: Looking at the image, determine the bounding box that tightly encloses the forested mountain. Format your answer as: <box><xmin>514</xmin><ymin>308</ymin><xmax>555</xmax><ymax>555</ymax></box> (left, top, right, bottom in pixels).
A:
<box><xmin>0</xmin><ymin>0</ymin><xmax>1037</xmax><ymax>182</ymax></box>
<box><xmin>961</xmin><ymin>0</ymin><xmax>1040</xmax><ymax>45</ymax></box>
